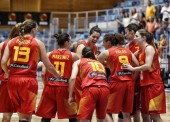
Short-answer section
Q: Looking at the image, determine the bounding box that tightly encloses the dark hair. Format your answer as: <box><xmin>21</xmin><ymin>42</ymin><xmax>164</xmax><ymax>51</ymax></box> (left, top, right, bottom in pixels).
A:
<box><xmin>103</xmin><ymin>33</ymin><xmax>125</xmax><ymax>46</ymax></box>
<box><xmin>53</xmin><ymin>33</ymin><xmax>70</xmax><ymax>46</ymax></box>
<box><xmin>138</xmin><ymin>21</ymin><xmax>146</xmax><ymax>29</ymax></box>
<box><xmin>126</xmin><ymin>23</ymin><xmax>140</xmax><ymax>33</ymax></box>
<box><xmin>8</xmin><ymin>23</ymin><xmax>22</xmax><ymax>40</ymax></box>
<box><xmin>137</xmin><ymin>29</ymin><xmax>155</xmax><ymax>47</ymax></box>
<box><xmin>103</xmin><ymin>33</ymin><xmax>114</xmax><ymax>43</ymax></box>
<box><xmin>89</xmin><ymin>25</ymin><xmax>101</xmax><ymax>36</ymax></box>
<box><xmin>131</xmin><ymin>8</ymin><xmax>137</xmax><ymax>15</ymax></box>
<box><xmin>82</xmin><ymin>47</ymin><xmax>96</xmax><ymax>59</ymax></box>
<box><xmin>164</xmin><ymin>0</ymin><xmax>169</xmax><ymax>3</ymax></box>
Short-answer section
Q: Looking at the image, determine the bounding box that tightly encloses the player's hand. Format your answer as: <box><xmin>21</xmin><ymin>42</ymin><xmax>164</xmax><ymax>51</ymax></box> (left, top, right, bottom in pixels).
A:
<box><xmin>4</xmin><ymin>73</ymin><xmax>9</xmax><ymax>79</ymax></box>
<box><xmin>122</xmin><ymin>63</ymin><xmax>134</xmax><ymax>71</ymax></box>
<box><xmin>68</xmin><ymin>97</ymin><xmax>74</xmax><ymax>105</ymax></box>
<box><xmin>134</xmin><ymin>50</ymin><xmax>139</xmax><ymax>57</ymax></box>
<box><xmin>56</xmin><ymin>70</ymin><xmax>61</xmax><ymax>78</ymax></box>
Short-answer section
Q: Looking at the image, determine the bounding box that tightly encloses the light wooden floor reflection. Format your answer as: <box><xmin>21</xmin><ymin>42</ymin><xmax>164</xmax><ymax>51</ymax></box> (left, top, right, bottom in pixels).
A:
<box><xmin>0</xmin><ymin>81</ymin><xmax>170</xmax><ymax>122</ymax></box>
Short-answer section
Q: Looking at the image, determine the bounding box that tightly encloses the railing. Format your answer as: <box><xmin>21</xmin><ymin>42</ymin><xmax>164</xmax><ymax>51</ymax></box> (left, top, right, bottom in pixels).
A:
<box><xmin>51</xmin><ymin>4</ymin><xmax>145</xmax><ymax>34</ymax></box>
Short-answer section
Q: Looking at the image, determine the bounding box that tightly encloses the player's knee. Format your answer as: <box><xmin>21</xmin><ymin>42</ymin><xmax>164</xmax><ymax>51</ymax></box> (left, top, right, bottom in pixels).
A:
<box><xmin>41</xmin><ymin>118</ymin><xmax>51</xmax><ymax>122</ymax></box>
<box><xmin>2</xmin><ymin>117</ymin><xmax>11</xmax><ymax>122</ymax></box>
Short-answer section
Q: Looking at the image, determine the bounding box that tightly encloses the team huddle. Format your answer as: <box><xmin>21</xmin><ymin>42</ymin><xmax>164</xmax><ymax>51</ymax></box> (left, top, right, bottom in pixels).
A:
<box><xmin>0</xmin><ymin>19</ymin><xmax>166</xmax><ymax>122</ymax></box>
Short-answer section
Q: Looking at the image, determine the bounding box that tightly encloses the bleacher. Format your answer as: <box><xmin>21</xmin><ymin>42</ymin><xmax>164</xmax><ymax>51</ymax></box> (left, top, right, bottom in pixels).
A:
<box><xmin>117</xmin><ymin>0</ymin><xmax>142</xmax><ymax>7</ymax></box>
<box><xmin>0</xmin><ymin>31</ymin><xmax>9</xmax><ymax>42</ymax></box>
<box><xmin>0</xmin><ymin>0</ymin><xmax>144</xmax><ymax>41</ymax></box>
<box><xmin>0</xmin><ymin>0</ymin><xmax>168</xmax><ymax>53</ymax></box>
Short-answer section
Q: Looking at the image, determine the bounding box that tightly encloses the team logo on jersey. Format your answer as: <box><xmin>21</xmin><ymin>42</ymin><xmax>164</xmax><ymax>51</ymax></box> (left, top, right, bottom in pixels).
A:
<box><xmin>89</xmin><ymin>72</ymin><xmax>106</xmax><ymax>78</ymax></box>
<box><xmin>10</xmin><ymin>63</ymin><xmax>30</xmax><ymax>69</ymax></box>
<box><xmin>48</xmin><ymin>77</ymin><xmax>69</xmax><ymax>82</ymax></box>
<box><xmin>116</xmin><ymin>71</ymin><xmax>132</xmax><ymax>76</ymax></box>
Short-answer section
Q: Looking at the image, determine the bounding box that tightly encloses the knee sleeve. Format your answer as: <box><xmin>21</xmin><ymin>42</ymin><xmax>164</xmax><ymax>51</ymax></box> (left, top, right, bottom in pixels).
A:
<box><xmin>69</xmin><ymin>118</ymin><xmax>77</xmax><ymax>122</ymax></box>
<box><xmin>41</xmin><ymin>118</ymin><xmax>51</xmax><ymax>122</ymax></box>
<box><xmin>118</xmin><ymin>112</ymin><xmax>123</xmax><ymax>119</ymax></box>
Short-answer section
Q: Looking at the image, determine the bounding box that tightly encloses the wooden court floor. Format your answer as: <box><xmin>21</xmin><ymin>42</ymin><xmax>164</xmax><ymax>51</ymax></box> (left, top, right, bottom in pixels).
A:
<box><xmin>0</xmin><ymin>81</ymin><xmax>170</xmax><ymax>122</ymax></box>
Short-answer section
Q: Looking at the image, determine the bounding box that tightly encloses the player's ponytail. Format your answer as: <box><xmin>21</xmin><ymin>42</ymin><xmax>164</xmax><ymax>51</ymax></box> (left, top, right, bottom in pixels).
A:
<box><xmin>82</xmin><ymin>47</ymin><xmax>96</xmax><ymax>59</ymax></box>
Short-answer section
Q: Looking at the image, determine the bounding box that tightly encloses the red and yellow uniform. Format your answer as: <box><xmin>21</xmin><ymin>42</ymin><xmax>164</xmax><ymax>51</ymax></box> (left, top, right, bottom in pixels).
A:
<box><xmin>77</xmin><ymin>58</ymin><xmax>110</xmax><ymax>119</ymax></box>
<box><xmin>129</xmin><ymin>41</ymin><xmax>140</xmax><ymax>54</ymax></box>
<box><xmin>74</xmin><ymin>40</ymin><xmax>98</xmax><ymax>104</ymax></box>
<box><xmin>138</xmin><ymin>45</ymin><xmax>166</xmax><ymax>114</ymax></box>
<box><xmin>8</xmin><ymin>36</ymin><xmax>40</xmax><ymax>114</ymax></box>
<box><xmin>36</xmin><ymin>49</ymin><xmax>77</xmax><ymax>119</ymax></box>
<box><xmin>106</xmin><ymin>47</ymin><xmax>134</xmax><ymax>113</ymax></box>
<box><xmin>0</xmin><ymin>40</ymin><xmax>13</xmax><ymax>112</ymax></box>
<box><xmin>129</xmin><ymin>41</ymin><xmax>141</xmax><ymax>114</ymax></box>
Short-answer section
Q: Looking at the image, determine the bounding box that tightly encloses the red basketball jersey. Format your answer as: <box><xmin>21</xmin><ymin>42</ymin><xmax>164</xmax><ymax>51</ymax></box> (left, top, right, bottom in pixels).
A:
<box><xmin>138</xmin><ymin>45</ymin><xmax>162</xmax><ymax>86</ymax></box>
<box><xmin>9</xmin><ymin>36</ymin><xmax>40</xmax><ymax>77</ymax></box>
<box><xmin>129</xmin><ymin>41</ymin><xmax>140</xmax><ymax>53</ymax></box>
<box><xmin>78</xmin><ymin>58</ymin><xmax>109</xmax><ymax>89</ymax></box>
<box><xmin>45</xmin><ymin>49</ymin><xmax>73</xmax><ymax>86</ymax></box>
<box><xmin>107</xmin><ymin>47</ymin><xmax>133</xmax><ymax>82</ymax></box>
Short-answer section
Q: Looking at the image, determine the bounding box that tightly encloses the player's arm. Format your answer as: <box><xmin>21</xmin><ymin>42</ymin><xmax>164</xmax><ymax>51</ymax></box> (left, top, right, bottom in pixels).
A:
<box><xmin>1</xmin><ymin>40</ymin><xmax>11</xmax><ymax>78</ymax></box>
<box><xmin>131</xmin><ymin>52</ymin><xmax>140</xmax><ymax>82</ymax></box>
<box><xmin>68</xmin><ymin>60</ymin><xmax>80</xmax><ymax>105</ymax></box>
<box><xmin>71</xmin><ymin>52</ymin><xmax>80</xmax><ymax>62</ymax></box>
<box><xmin>38</xmin><ymin>52</ymin><xmax>51</xmax><ymax>85</ymax></box>
<box><xmin>0</xmin><ymin>42</ymin><xmax>3</xmax><ymax>59</ymax></box>
<box><xmin>36</xmin><ymin>39</ymin><xmax>60</xmax><ymax>78</ymax></box>
<box><xmin>122</xmin><ymin>46</ymin><xmax>154</xmax><ymax>71</ymax></box>
<box><xmin>76</xmin><ymin>44</ymin><xmax>85</xmax><ymax>58</ymax></box>
<box><xmin>97</xmin><ymin>50</ymin><xmax>109</xmax><ymax>66</ymax></box>
<box><xmin>37</xmin><ymin>61</ymin><xmax>43</xmax><ymax>69</ymax></box>
<box><xmin>131</xmin><ymin>53</ymin><xmax>139</xmax><ymax>67</ymax></box>
<box><xmin>41</xmin><ymin>63</ymin><xmax>46</xmax><ymax>85</ymax></box>
<box><xmin>1</xmin><ymin>39</ymin><xmax>13</xmax><ymax>78</ymax></box>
